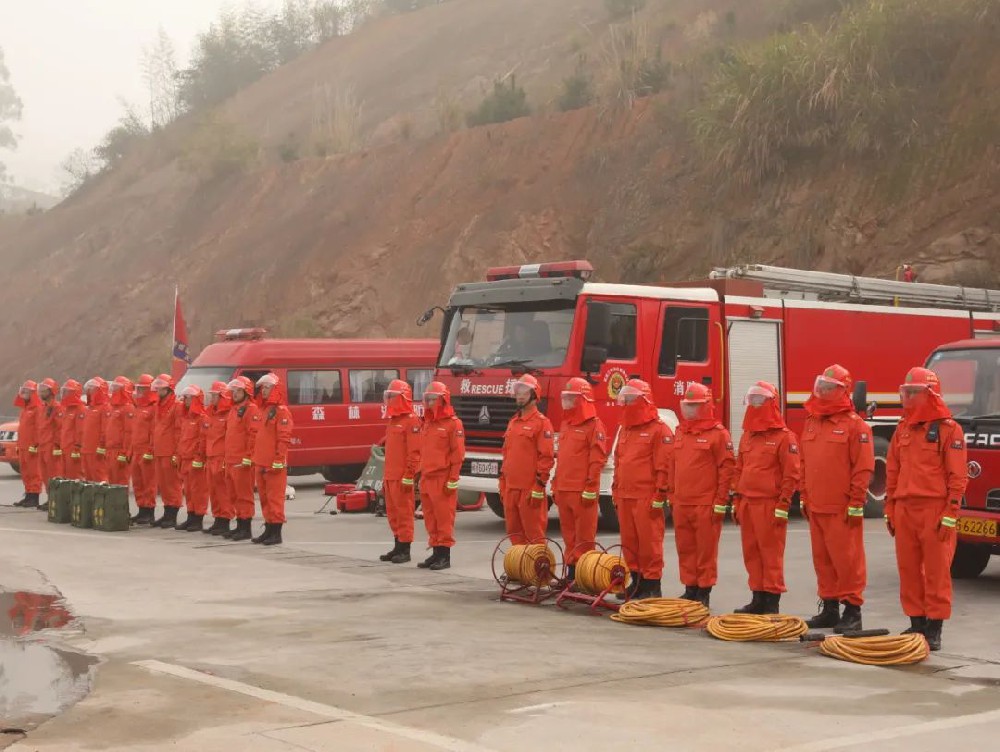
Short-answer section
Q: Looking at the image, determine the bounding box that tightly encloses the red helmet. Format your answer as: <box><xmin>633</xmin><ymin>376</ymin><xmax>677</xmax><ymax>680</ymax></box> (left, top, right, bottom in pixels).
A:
<box><xmin>513</xmin><ymin>374</ymin><xmax>541</xmax><ymax>401</ymax></box>
<box><xmin>151</xmin><ymin>374</ymin><xmax>174</xmax><ymax>391</ymax></box>
<box><xmin>901</xmin><ymin>367</ymin><xmax>941</xmax><ymax>394</ymax></box>
<box><xmin>227</xmin><ymin>376</ymin><xmax>255</xmax><ymax>396</ymax></box>
<box><xmin>681</xmin><ymin>382</ymin><xmax>712</xmax><ymax>404</ymax></box>
<box><xmin>814</xmin><ymin>364</ymin><xmax>852</xmax><ymax>394</ymax></box>
<box><xmin>744</xmin><ymin>381</ymin><xmax>778</xmax><ymax>407</ymax></box>
<box><xmin>423</xmin><ymin>381</ymin><xmax>451</xmax><ymax>401</ymax></box>
<box><xmin>39</xmin><ymin>378</ymin><xmax>59</xmax><ymax>394</ymax></box>
<box><xmin>135</xmin><ymin>374</ymin><xmax>155</xmax><ymax>388</ymax></box>
<box><xmin>180</xmin><ymin>384</ymin><xmax>204</xmax><ymax>399</ymax></box>
<box><xmin>256</xmin><ymin>372</ymin><xmax>280</xmax><ymax>389</ymax></box>
<box><xmin>383</xmin><ymin>379</ymin><xmax>413</xmax><ymax>402</ymax></box>
<box><xmin>616</xmin><ymin>378</ymin><xmax>652</xmax><ymax>406</ymax></box>
<box><xmin>209</xmin><ymin>380</ymin><xmax>231</xmax><ymax>396</ymax></box>
<box><xmin>562</xmin><ymin>377</ymin><xmax>594</xmax><ymax>402</ymax></box>
<box><xmin>14</xmin><ymin>380</ymin><xmax>38</xmax><ymax>408</ymax></box>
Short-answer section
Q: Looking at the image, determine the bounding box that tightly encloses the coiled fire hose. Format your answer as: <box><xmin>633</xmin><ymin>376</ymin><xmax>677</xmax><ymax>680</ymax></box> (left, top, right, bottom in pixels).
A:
<box><xmin>818</xmin><ymin>633</ymin><xmax>929</xmax><ymax>666</ymax></box>
<box><xmin>705</xmin><ymin>613</ymin><xmax>808</xmax><ymax>641</ymax></box>
<box><xmin>573</xmin><ymin>550</ymin><xmax>631</xmax><ymax>595</ymax></box>
<box><xmin>611</xmin><ymin>598</ymin><xmax>710</xmax><ymax>628</ymax></box>
<box><xmin>503</xmin><ymin>544</ymin><xmax>557</xmax><ymax>587</ymax></box>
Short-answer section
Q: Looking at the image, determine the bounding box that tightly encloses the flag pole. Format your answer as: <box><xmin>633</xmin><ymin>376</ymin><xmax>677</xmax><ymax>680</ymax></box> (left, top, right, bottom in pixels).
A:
<box><xmin>173</xmin><ymin>284</ymin><xmax>178</xmax><ymax>368</ymax></box>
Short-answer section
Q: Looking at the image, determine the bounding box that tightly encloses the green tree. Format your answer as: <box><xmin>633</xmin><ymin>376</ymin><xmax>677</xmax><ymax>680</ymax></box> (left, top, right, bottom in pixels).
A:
<box><xmin>0</xmin><ymin>46</ymin><xmax>23</xmax><ymax>183</ymax></box>
<box><xmin>94</xmin><ymin>104</ymin><xmax>149</xmax><ymax>167</ymax></box>
<box><xmin>466</xmin><ymin>76</ymin><xmax>530</xmax><ymax>127</ymax></box>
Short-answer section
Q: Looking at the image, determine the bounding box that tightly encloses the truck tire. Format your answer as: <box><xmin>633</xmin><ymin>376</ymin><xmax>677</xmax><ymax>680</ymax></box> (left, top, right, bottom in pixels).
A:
<box><xmin>485</xmin><ymin>492</ymin><xmax>504</xmax><ymax>519</ymax></box>
<box><xmin>10</xmin><ymin>462</ymin><xmax>19</xmax><ymax>475</ymax></box>
<box><xmin>951</xmin><ymin>542</ymin><xmax>992</xmax><ymax>579</ymax></box>
<box><xmin>864</xmin><ymin>435</ymin><xmax>890</xmax><ymax>518</ymax></box>
<box><xmin>598</xmin><ymin>495</ymin><xmax>619</xmax><ymax>533</ymax></box>
<box><xmin>322</xmin><ymin>465</ymin><xmax>362</xmax><ymax>483</ymax></box>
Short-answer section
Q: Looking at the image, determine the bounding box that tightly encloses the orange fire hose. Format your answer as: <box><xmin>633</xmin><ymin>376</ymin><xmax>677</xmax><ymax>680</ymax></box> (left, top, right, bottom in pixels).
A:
<box><xmin>574</xmin><ymin>551</ymin><xmax>631</xmax><ymax>595</ymax></box>
<box><xmin>705</xmin><ymin>613</ymin><xmax>808</xmax><ymax>641</ymax></box>
<box><xmin>610</xmin><ymin>598</ymin><xmax>710</xmax><ymax>628</ymax></box>
<box><xmin>502</xmin><ymin>544</ymin><xmax>557</xmax><ymax>587</ymax></box>
<box><xmin>818</xmin><ymin>633</ymin><xmax>929</xmax><ymax>665</ymax></box>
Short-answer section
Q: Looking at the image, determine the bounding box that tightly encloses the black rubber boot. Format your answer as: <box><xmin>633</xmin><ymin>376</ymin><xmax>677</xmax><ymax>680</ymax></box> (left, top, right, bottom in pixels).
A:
<box><xmin>390</xmin><ymin>542</ymin><xmax>411</xmax><ymax>564</ymax></box>
<box><xmin>695</xmin><ymin>586</ymin><xmax>712</xmax><ymax>608</ymax></box>
<box><xmin>679</xmin><ymin>585</ymin><xmax>698</xmax><ymax>601</ymax></box>
<box><xmin>417</xmin><ymin>549</ymin><xmax>440</xmax><ymax>568</ymax></box>
<box><xmin>834</xmin><ymin>602</ymin><xmax>863</xmax><ymax>633</ymax></box>
<box><xmin>184</xmin><ymin>514</ymin><xmax>204</xmax><ymax>532</ymax></box>
<box><xmin>924</xmin><ymin>619</ymin><xmax>943</xmax><ymax>651</ymax></box>
<box><xmin>380</xmin><ymin>538</ymin><xmax>401</xmax><ymax>562</ymax></box>
<box><xmin>262</xmin><ymin>523</ymin><xmax>283</xmax><ymax>546</ymax></box>
<box><xmin>229</xmin><ymin>518</ymin><xmax>252</xmax><ymax>541</ymax></box>
<box><xmin>428</xmin><ymin>546</ymin><xmax>451</xmax><ymax>571</ymax></box>
<box><xmin>632</xmin><ymin>578</ymin><xmax>650</xmax><ymax>601</ymax></box>
<box><xmin>646</xmin><ymin>579</ymin><xmax>662</xmax><ymax>599</ymax></box>
<box><xmin>154</xmin><ymin>506</ymin><xmax>179</xmax><ymax>529</ymax></box>
<box><xmin>617</xmin><ymin>571</ymin><xmax>641</xmax><ymax>601</ymax></box>
<box><xmin>760</xmin><ymin>592</ymin><xmax>781</xmax><ymax>615</ymax></box>
<box><xmin>805</xmin><ymin>599</ymin><xmax>841</xmax><ymax>629</ymax></box>
<box><xmin>735</xmin><ymin>591</ymin><xmax>764</xmax><ymax>614</ymax></box>
<box><xmin>21</xmin><ymin>493</ymin><xmax>39</xmax><ymax>509</ymax></box>
<box><xmin>131</xmin><ymin>507</ymin><xmax>153</xmax><ymax>525</ymax></box>
<box><xmin>37</xmin><ymin>498</ymin><xmax>49</xmax><ymax>512</ymax></box>
<box><xmin>12</xmin><ymin>494</ymin><xmax>30</xmax><ymax>507</ymax></box>
<box><xmin>252</xmin><ymin>523</ymin><xmax>273</xmax><ymax>544</ymax></box>
<box><xmin>902</xmin><ymin>616</ymin><xmax>927</xmax><ymax>635</ymax></box>
<box><xmin>211</xmin><ymin>518</ymin><xmax>233</xmax><ymax>536</ymax></box>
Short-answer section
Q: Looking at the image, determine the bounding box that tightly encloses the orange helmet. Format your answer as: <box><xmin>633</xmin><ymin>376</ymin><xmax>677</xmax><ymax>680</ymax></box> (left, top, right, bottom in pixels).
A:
<box><xmin>180</xmin><ymin>384</ymin><xmax>204</xmax><ymax>399</ymax></box>
<box><xmin>227</xmin><ymin>376</ymin><xmax>255</xmax><ymax>398</ymax></box>
<box><xmin>136</xmin><ymin>373</ymin><xmax>155</xmax><ymax>389</ymax></box>
<box><xmin>616</xmin><ymin>378</ymin><xmax>652</xmax><ymax>406</ymax></box>
<box><xmin>209</xmin><ymin>380</ymin><xmax>231</xmax><ymax>396</ymax></box>
<box><xmin>680</xmin><ymin>382</ymin><xmax>715</xmax><ymax>423</ymax></box>
<box><xmin>383</xmin><ymin>379</ymin><xmax>413</xmax><ymax>402</ymax></box>
<box><xmin>562</xmin><ymin>377</ymin><xmax>594</xmax><ymax>402</ymax></box>
<box><xmin>151</xmin><ymin>374</ymin><xmax>174</xmax><ymax>391</ymax></box>
<box><xmin>744</xmin><ymin>381</ymin><xmax>777</xmax><ymax>407</ymax></box>
<box><xmin>814</xmin><ymin>364</ymin><xmax>852</xmax><ymax>394</ymax></box>
<box><xmin>60</xmin><ymin>379</ymin><xmax>83</xmax><ymax>406</ymax></box>
<box><xmin>110</xmin><ymin>376</ymin><xmax>134</xmax><ymax>406</ymax></box>
<box><xmin>14</xmin><ymin>380</ymin><xmax>38</xmax><ymax>408</ymax></box>
<box><xmin>39</xmin><ymin>378</ymin><xmax>59</xmax><ymax>396</ymax></box>
<box><xmin>901</xmin><ymin>367</ymin><xmax>940</xmax><ymax>394</ymax></box>
<box><xmin>513</xmin><ymin>374</ymin><xmax>541</xmax><ymax>401</ymax></box>
<box><xmin>681</xmin><ymin>383</ymin><xmax>712</xmax><ymax>404</ymax></box>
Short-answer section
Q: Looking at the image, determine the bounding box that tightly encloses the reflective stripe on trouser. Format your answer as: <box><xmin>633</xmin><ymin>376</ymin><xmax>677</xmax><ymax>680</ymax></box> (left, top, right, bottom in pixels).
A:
<box><xmin>208</xmin><ymin>457</ymin><xmax>233</xmax><ymax>520</ymax></box>
<box><xmin>61</xmin><ymin>456</ymin><xmax>82</xmax><ymax>481</ymax></box>
<box><xmin>182</xmin><ymin>463</ymin><xmax>210</xmax><ymax>516</ymax></box>
<box><xmin>132</xmin><ymin>457</ymin><xmax>157</xmax><ymax>509</ymax></box>
<box><xmin>739</xmin><ymin>497</ymin><xmax>787</xmax><ymax>594</ymax></box>
<box><xmin>894</xmin><ymin>499</ymin><xmax>955</xmax><ymax>620</ymax></box>
<box><xmin>108</xmin><ymin>451</ymin><xmax>130</xmax><ymax>486</ymax></box>
<box><xmin>503</xmin><ymin>488</ymin><xmax>548</xmax><ymax>546</ymax></box>
<box><xmin>384</xmin><ymin>479</ymin><xmax>415</xmax><ymax>543</ymax></box>
<box><xmin>556</xmin><ymin>491</ymin><xmax>599</xmax><ymax>565</ymax></box>
<box><xmin>808</xmin><ymin>510</ymin><xmax>866</xmax><ymax>606</ymax></box>
<box><xmin>419</xmin><ymin>473</ymin><xmax>457</xmax><ymax>548</ymax></box>
<box><xmin>226</xmin><ymin>464</ymin><xmax>256</xmax><ymax>520</ymax></box>
<box><xmin>673</xmin><ymin>504</ymin><xmax>722</xmax><ymax>588</ymax></box>
<box><xmin>616</xmin><ymin>496</ymin><xmax>665</xmax><ymax>580</ymax></box>
<box><xmin>255</xmin><ymin>466</ymin><xmax>287</xmax><ymax>524</ymax></box>
<box><xmin>39</xmin><ymin>445</ymin><xmax>58</xmax><ymax>487</ymax></box>
<box><xmin>81</xmin><ymin>453</ymin><xmax>109</xmax><ymax>483</ymax></box>
<box><xmin>19</xmin><ymin>450</ymin><xmax>43</xmax><ymax>493</ymax></box>
<box><xmin>155</xmin><ymin>457</ymin><xmax>182</xmax><ymax>508</ymax></box>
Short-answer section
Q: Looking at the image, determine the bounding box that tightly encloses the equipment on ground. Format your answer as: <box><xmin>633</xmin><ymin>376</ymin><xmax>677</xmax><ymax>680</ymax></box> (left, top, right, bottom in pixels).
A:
<box><xmin>491</xmin><ymin>537</ymin><xmax>564</xmax><ymax>605</ymax></box>
<box><xmin>555</xmin><ymin>546</ymin><xmax>632</xmax><ymax>613</ymax></box>
<box><xmin>71</xmin><ymin>482</ymin><xmax>97</xmax><ymax>528</ymax></box>
<box><xmin>46</xmin><ymin>478</ymin><xmax>73</xmax><ymax>524</ymax></box>
<box><xmin>92</xmin><ymin>485</ymin><xmax>130</xmax><ymax>532</ymax></box>
<box><xmin>816</xmin><ymin>632</ymin><xmax>929</xmax><ymax>665</ymax></box>
<box><xmin>610</xmin><ymin>598</ymin><xmax>710</xmax><ymax>628</ymax></box>
<box><xmin>706</xmin><ymin>613</ymin><xmax>807</xmax><ymax>641</ymax></box>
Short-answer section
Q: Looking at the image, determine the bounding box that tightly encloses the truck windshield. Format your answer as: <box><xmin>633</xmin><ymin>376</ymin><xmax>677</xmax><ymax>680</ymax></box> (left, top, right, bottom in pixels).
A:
<box><xmin>439</xmin><ymin>302</ymin><xmax>576</xmax><ymax>369</ymax></box>
<box><xmin>175</xmin><ymin>367</ymin><xmax>236</xmax><ymax>394</ymax></box>
<box><xmin>926</xmin><ymin>348</ymin><xmax>1000</xmax><ymax>418</ymax></box>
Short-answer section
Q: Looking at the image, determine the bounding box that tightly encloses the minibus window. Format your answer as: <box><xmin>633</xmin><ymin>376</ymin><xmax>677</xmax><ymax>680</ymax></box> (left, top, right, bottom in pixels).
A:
<box><xmin>287</xmin><ymin>370</ymin><xmax>344</xmax><ymax>405</ymax></box>
<box><xmin>407</xmin><ymin>369</ymin><xmax>434</xmax><ymax>400</ymax></box>
<box><xmin>349</xmin><ymin>369</ymin><xmax>400</xmax><ymax>403</ymax></box>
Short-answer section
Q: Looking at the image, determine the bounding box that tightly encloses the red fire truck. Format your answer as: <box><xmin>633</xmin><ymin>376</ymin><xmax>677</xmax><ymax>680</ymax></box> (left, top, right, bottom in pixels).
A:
<box><xmin>422</xmin><ymin>261</ymin><xmax>1000</xmax><ymax>529</ymax></box>
<box><xmin>925</xmin><ymin>337</ymin><xmax>1000</xmax><ymax>578</ymax></box>
<box><xmin>176</xmin><ymin>330</ymin><xmax>438</xmax><ymax>482</ymax></box>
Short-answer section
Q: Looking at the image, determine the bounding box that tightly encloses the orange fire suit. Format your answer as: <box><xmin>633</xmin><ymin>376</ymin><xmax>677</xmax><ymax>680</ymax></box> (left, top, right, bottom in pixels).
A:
<box><xmin>384</xmin><ymin>414</ymin><xmax>422</xmax><ymax>544</ymax></box>
<box><xmin>887</xmin><ymin>419</ymin><xmax>968</xmax><ymax>620</ymax></box>
<box><xmin>80</xmin><ymin>403</ymin><xmax>111</xmax><ymax>483</ymax></box>
<box><xmin>153</xmin><ymin>397</ymin><xmax>182</xmax><ymax>509</ymax></box>
<box><xmin>670</xmin><ymin>425</ymin><xmax>736</xmax><ymax>588</ymax></box>
<box><xmin>17</xmin><ymin>401</ymin><xmax>42</xmax><ymax>494</ymax></box>
<box><xmin>554</xmin><ymin>417</ymin><xmax>609</xmax><ymax>564</ymax></box>
<box><xmin>205</xmin><ymin>407</ymin><xmax>233</xmax><ymax>521</ymax></box>
<box><xmin>419</xmin><ymin>414</ymin><xmax>465</xmax><ymax>548</ymax></box>
<box><xmin>734</xmin><ymin>428</ymin><xmax>801</xmax><ymax>594</ymax></box>
<box><xmin>36</xmin><ymin>400</ymin><xmax>61</xmax><ymax>486</ymax></box>
<box><xmin>179</xmin><ymin>409</ymin><xmax>209</xmax><ymax>516</ymax></box>
<box><xmin>613</xmin><ymin>419</ymin><xmax>673</xmax><ymax>579</ymax></box>
<box><xmin>130</xmin><ymin>401</ymin><xmax>157</xmax><ymax>509</ymax></box>
<box><xmin>500</xmin><ymin>407</ymin><xmax>555</xmax><ymax>545</ymax></box>
<box><xmin>106</xmin><ymin>402</ymin><xmax>135</xmax><ymax>487</ymax></box>
<box><xmin>252</xmin><ymin>403</ymin><xmax>293</xmax><ymax>524</ymax></box>
<box><xmin>800</xmin><ymin>411</ymin><xmax>875</xmax><ymax>606</ymax></box>
<box><xmin>226</xmin><ymin>400</ymin><xmax>260</xmax><ymax>520</ymax></box>
<box><xmin>59</xmin><ymin>404</ymin><xmax>85</xmax><ymax>481</ymax></box>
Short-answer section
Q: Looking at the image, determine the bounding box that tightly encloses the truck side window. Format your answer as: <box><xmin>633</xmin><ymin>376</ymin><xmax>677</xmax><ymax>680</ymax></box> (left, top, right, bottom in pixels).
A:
<box><xmin>407</xmin><ymin>369</ymin><xmax>434</xmax><ymax>400</ymax></box>
<box><xmin>658</xmin><ymin>307</ymin><xmax>709</xmax><ymax>376</ymax></box>
<box><xmin>349</xmin><ymin>369</ymin><xmax>400</xmax><ymax>403</ymax></box>
<box><xmin>287</xmin><ymin>370</ymin><xmax>343</xmax><ymax>405</ymax></box>
<box><xmin>607</xmin><ymin>303</ymin><xmax>637</xmax><ymax>360</ymax></box>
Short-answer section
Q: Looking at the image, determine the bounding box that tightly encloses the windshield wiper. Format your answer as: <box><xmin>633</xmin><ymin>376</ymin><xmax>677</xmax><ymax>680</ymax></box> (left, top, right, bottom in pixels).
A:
<box><xmin>492</xmin><ymin>358</ymin><xmax>542</xmax><ymax>376</ymax></box>
<box><xmin>968</xmin><ymin>413</ymin><xmax>1000</xmax><ymax>421</ymax></box>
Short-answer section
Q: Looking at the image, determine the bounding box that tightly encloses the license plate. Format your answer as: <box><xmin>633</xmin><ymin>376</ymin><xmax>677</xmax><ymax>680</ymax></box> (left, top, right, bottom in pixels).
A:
<box><xmin>957</xmin><ymin>517</ymin><xmax>998</xmax><ymax>538</ymax></box>
<box><xmin>470</xmin><ymin>461</ymin><xmax>499</xmax><ymax>477</ymax></box>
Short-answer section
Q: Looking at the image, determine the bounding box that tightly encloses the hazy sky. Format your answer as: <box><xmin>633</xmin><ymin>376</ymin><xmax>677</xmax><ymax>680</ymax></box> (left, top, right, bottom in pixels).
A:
<box><xmin>2</xmin><ymin>0</ymin><xmax>283</xmax><ymax>193</ymax></box>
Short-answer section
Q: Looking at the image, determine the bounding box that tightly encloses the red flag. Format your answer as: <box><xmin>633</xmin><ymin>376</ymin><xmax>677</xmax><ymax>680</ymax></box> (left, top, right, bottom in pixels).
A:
<box><xmin>172</xmin><ymin>287</ymin><xmax>192</xmax><ymax>382</ymax></box>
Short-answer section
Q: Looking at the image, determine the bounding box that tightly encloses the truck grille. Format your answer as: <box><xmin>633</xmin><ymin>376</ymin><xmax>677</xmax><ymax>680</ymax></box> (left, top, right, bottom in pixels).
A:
<box><xmin>987</xmin><ymin>490</ymin><xmax>1000</xmax><ymax>511</ymax></box>
<box><xmin>451</xmin><ymin>396</ymin><xmax>518</xmax><ymax>449</ymax></box>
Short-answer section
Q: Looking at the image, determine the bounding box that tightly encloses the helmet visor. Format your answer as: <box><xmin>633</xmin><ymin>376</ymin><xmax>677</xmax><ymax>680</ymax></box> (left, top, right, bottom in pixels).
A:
<box><xmin>813</xmin><ymin>375</ymin><xmax>845</xmax><ymax>398</ymax></box>
<box><xmin>84</xmin><ymin>378</ymin><xmax>102</xmax><ymax>393</ymax></box>
<box><xmin>383</xmin><ymin>389</ymin><xmax>402</xmax><ymax>405</ymax></box>
<box><xmin>616</xmin><ymin>385</ymin><xmax>644</xmax><ymax>406</ymax></box>
<box><xmin>900</xmin><ymin>384</ymin><xmax>928</xmax><ymax>405</ymax></box>
<box><xmin>226</xmin><ymin>379</ymin><xmax>245</xmax><ymax>392</ymax></box>
<box><xmin>180</xmin><ymin>386</ymin><xmax>200</xmax><ymax>398</ymax></box>
<box><xmin>680</xmin><ymin>403</ymin><xmax>701</xmax><ymax>420</ymax></box>
<box><xmin>745</xmin><ymin>384</ymin><xmax>776</xmax><ymax>408</ymax></box>
<box><xmin>513</xmin><ymin>382</ymin><xmax>534</xmax><ymax>399</ymax></box>
<box><xmin>151</xmin><ymin>377</ymin><xmax>171</xmax><ymax>390</ymax></box>
<box><xmin>561</xmin><ymin>392</ymin><xmax>580</xmax><ymax>410</ymax></box>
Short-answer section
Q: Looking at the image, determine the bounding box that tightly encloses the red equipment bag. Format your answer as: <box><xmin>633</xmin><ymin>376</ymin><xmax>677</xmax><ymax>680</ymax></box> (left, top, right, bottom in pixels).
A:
<box><xmin>336</xmin><ymin>488</ymin><xmax>378</xmax><ymax>514</ymax></box>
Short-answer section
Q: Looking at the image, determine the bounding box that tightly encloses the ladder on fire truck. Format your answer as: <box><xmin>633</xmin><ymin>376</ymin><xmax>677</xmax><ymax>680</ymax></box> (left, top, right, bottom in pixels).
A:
<box><xmin>711</xmin><ymin>264</ymin><xmax>1000</xmax><ymax>311</ymax></box>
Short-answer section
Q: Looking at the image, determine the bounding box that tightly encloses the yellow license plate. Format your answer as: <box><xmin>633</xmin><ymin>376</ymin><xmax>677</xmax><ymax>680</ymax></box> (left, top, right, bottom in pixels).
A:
<box><xmin>957</xmin><ymin>517</ymin><xmax>998</xmax><ymax>538</ymax></box>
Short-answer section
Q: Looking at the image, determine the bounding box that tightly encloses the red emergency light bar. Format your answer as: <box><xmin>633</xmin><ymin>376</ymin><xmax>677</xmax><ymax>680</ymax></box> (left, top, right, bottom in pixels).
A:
<box><xmin>486</xmin><ymin>260</ymin><xmax>594</xmax><ymax>282</ymax></box>
<box><xmin>215</xmin><ymin>327</ymin><xmax>268</xmax><ymax>342</ymax></box>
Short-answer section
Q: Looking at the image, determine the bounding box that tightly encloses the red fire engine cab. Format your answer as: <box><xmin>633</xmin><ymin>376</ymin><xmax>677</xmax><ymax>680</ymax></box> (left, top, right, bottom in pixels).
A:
<box><xmin>177</xmin><ymin>329</ymin><xmax>438</xmax><ymax>482</ymax></box>
<box><xmin>925</xmin><ymin>337</ymin><xmax>1000</xmax><ymax>578</ymax></box>
<box><xmin>422</xmin><ymin>261</ymin><xmax>1000</xmax><ymax>529</ymax></box>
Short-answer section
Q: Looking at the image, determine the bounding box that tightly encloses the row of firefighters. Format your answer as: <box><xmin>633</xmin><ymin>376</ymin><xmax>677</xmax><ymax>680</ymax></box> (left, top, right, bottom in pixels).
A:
<box><xmin>12</xmin><ymin>373</ymin><xmax>294</xmax><ymax>545</ymax></box>
<box><xmin>375</xmin><ymin>365</ymin><xmax>966</xmax><ymax>652</ymax></box>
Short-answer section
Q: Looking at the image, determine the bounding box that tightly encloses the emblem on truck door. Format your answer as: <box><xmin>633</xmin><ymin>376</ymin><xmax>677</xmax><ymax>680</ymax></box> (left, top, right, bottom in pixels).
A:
<box><xmin>968</xmin><ymin>461</ymin><xmax>982</xmax><ymax>479</ymax></box>
<box><xmin>478</xmin><ymin>406</ymin><xmax>491</xmax><ymax>424</ymax></box>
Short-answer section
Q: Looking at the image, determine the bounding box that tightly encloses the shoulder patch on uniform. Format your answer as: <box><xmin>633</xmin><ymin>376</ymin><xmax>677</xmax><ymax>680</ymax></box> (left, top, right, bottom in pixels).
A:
<box><xmin>859</xmin><ymin>433</ymin><xmax>869</xmax><ymax>443</ymax></box>
<box><xmin>951</xmin><ymin>440</ymin><xmax>963</xmax><ymax>449</ymax></box>
<box><xmin>456</xmin><ymin>429</ymin><xmax>464</xmax><ymax>437</ymax></box>
<box><xmin>789</xmin><ymin>444</ymin><xmax>799</xmax><ymax>454</ymax></box>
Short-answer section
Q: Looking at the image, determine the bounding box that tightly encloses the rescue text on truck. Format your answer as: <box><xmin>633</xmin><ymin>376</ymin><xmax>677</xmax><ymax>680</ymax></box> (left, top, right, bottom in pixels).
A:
<box><xmin>420</xmin><ymin>261</ymin><xmax>1000</xmax><ymax>531</ymax></box>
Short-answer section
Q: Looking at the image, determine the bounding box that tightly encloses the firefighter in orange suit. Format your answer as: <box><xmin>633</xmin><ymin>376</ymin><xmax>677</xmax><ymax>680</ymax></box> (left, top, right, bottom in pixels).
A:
<box><xmin>612</xmin><ymin>379</ymin><xmax>673</xmax><ymax>600</ymax></box>
<box><xmin>204</xmin><ymin>381</ymin><xmax>234</xmax><ymax>536</ymax></box>
<box><xmin>886</xmin><ymin>367</ymin><xmax>968</xmax><ymax>651</ymax></box>
<box><xmin>151</xmin><ymin>374</ymin><xmax>183</xmax><ymax>528</ymax></box>
<box><xmin>81</xmin><ymin>377</ymin><xmax>111</xmax><ymax>483</ymax></box>
<box><xmin>251</xmin><ymin>373</ymin><xmax>292</xmax><ymax>546</ymax></box>
<box><xmin>106</xmin><ymin>377</ymin><xmax>135</xmax><ymax>487</ymax></box>
<box><xmin>12</xmin><ymin>381</ymin><xmax>42</xmax><ymax>508</ymax></box>
<box><xmin>418</xmin><ymin>381</ymin><xmax>465</xmax><ymax>570</ymax></box>
<box><xmin>500</xmin><ymin>374</ymin><xmax>555</xmax><ymax>547</ymax></box>
<box><xmin>800</xmin><ymin>364</ymin><xmax>875</xmax><ymax>631</ymax></box>
<box><xmin>58</xmin><ymin>380</ymin><xmax>86</xmax><ymax>482</ymax></box>
<box><xmin>224</xmin><ymin>376</ymin><xmax>260</xmax><ymax>541</ymax></box>
<box><xmin>130</xmin><ymin>374</ymin><xmax>158</xmax><ymax>525</ymax></box>
<box><xmin>554</xmin><ymin>377</ymin><xmax>609</xmax><ymax>582</ymax></box>
<box><xmin>732</xmin><ymin>382</ymin><xmax>801</xmax><ymax>615</ymax></box>
<box><xmin>176</xmin><ymin>385</ymin><xmax>210</xmax><ymax>532</ymax></box>
<box><xmin>36</xmin><ymin>378</ymin><xmax>62</xmax><ymax>505</ymax></box>
<box><xmin>380</xmin><ymin>379</ymin><xmax>422</xmax><ymax>564</ymax></box>
<box><xmin>670</xmin><ymin>383</ymin><xmax>735</xmax><ymax>608</ymax></box>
